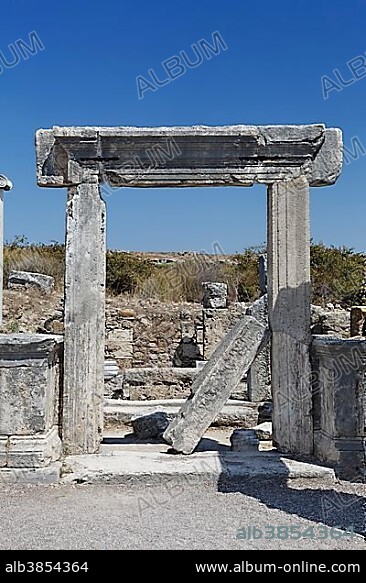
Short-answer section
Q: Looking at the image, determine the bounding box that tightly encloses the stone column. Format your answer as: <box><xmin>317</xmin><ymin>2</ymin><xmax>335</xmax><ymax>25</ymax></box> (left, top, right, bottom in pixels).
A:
<box><xmin>0</xmin><ymin>189</ymin><xmax>3</xmax><ymax>327</ymax></box>
<box><xmin>246</xmin><ymin>295</ymin><xmax>271</xmax><ymax>402</ymax></box>
<box><xmin>63</xmin><ymin>177</ymin><xmax>106</xmax><ymax>454</ymax></box>
<box><xmin>0</xmin><ymin>175</ymin><xmax>12</xmax><ymax>326</ymax></box>
<box><xmin>267</xmin><ymin>176</ymin><xmax>313</xmax><ymax>455</ymax></box>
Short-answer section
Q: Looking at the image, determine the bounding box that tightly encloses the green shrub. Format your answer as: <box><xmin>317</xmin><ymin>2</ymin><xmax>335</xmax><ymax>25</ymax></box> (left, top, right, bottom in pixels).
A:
<box><xmin>230</xmin><ymin>246</ymin><xmax>264</xmax><ymax>302</ymax></box>
<box><xmin>106</xmin><ymin>251</ymin><xmax>153</xmax><ymax>294</ymax></box>
<box><xmin>310</xmin><ymin>243</ymin><xmax>365</xmax><ymax>307</ymax></box>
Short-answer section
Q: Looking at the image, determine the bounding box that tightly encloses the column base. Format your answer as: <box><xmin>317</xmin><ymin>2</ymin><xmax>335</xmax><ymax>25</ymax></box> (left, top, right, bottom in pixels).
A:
<box><xmin>0</xmin><ymin>426</ymin><xmax>61</xmax><ymax>468</ymax></box>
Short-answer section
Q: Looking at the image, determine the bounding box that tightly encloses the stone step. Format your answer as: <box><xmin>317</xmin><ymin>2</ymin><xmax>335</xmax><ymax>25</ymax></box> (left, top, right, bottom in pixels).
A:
<box><xmin>62</xmin><ymin>450</ymin><xmax>335</xmax><ymax>486</ymax></box>
<box><xmin>104</xmin><ymin>366</ymin><xmax>248</xmax><ymax>400</ymax></box>
<box><xmin>104</xmin><ymin>398</ymin><xmax>271</xmax><ymax>430</ymax></box>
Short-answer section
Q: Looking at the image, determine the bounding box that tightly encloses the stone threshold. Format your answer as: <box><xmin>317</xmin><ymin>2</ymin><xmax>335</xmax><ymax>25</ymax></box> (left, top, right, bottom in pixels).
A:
<box><xmin>61</xmin><ymin>450</ymin><xmax>335</xmax><ymax>486</ymax></box>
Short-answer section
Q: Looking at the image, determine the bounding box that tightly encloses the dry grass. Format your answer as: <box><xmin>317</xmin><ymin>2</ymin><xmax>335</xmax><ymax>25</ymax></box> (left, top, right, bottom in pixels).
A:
<box><xmin>4</xmin><ymin>243</ymin><xmax>65</xmax><ymax>290</ymax></box>
<box><xmin>2</xmin><ymin>239</ymin><xmax>365</xmax><ymax>307</ymax></box>
<box><xmin>137</xmin><ymin>256</ymin><xmax>249</xmax><ymax>303</ymax></box>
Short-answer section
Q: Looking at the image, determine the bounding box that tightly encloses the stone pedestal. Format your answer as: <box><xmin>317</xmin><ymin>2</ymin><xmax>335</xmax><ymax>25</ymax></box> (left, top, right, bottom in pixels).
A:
<box><xmin>311</xmin><ymin>336</ymin><xmax>366</xmax><ymax>480</ymax></box>
<box><xmin>0</xmin><ymin>334</ymin><xmax>63</xmax><ymax>482</ymax></box>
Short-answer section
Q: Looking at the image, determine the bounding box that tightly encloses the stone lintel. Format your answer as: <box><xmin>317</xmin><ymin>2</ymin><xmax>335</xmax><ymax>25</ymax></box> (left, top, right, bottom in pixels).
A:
<box><xmin>36</xmin><ymin>124</ymin><xmax>342</xmax><ymax>188</ymax></box>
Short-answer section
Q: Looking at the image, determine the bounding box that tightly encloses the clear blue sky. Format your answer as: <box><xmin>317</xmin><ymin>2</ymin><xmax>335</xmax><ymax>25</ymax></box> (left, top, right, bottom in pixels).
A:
<box><xmin>1</xmin><ymin>0</ymin><xmax>365</xmax><ymax>253</ymax></box>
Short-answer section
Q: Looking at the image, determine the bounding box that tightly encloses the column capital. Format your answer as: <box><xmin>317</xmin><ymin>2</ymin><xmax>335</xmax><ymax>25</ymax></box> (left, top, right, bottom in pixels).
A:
<box><xmin>0</xmin><ymin>175</ymin><xmax>12</xmax><ymax>191</ymax></box>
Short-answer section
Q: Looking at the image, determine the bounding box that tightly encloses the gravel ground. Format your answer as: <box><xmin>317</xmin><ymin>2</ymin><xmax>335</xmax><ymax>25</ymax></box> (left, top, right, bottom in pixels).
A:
<box><xmin>0</xmin><ymin>479</ymin><xmax>364</xmax><ymax>550</ymax></box>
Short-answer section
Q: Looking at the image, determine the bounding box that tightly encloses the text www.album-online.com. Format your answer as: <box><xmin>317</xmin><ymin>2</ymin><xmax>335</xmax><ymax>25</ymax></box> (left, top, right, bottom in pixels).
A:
<box><xmin>195</xmin><ymin>561</ymin><xmax>361</xmax><ymax>574</ymax></box>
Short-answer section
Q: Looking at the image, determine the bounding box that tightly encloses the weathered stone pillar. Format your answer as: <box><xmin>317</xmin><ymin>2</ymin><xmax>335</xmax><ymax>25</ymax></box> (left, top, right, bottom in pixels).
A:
<box><xmin>246</xmin><ymin>296</ymin><xmax>271</xmax><ymax>402</ymax></box>
<box><xmin>258</xmin><ymin>254</ymin><xmax>267</xmax><ymax>296</ymax></box>
<box><xmin>0</xmin><ymin>175</ymin><xmax>12</xmax><ymax>326</ymax></box>
<box><xmin>267</xmin><ymin>176</ymin><xmax>313</xmax><ymax>455</ymax></box>
<box><xmin>63</xmin><ymin>177</ymin><xmax>106</xmax><ymax>454</ymax></box>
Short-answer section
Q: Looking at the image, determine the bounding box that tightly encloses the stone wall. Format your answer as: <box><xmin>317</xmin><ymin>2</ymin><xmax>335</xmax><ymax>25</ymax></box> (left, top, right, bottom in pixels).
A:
<box><xmin>1</xmin><ymin>288</ymin><xmax>353</xmax><ymax>375</ymax></box>
<box><xmin>311</xmin><ymin>305</ymin><xmax>350</xmax><ymax>338</ymax></box>
<box><xmin>105</xmin><ymin>298</ymin><xmax>203</xmax><ymax>371</ymax></box>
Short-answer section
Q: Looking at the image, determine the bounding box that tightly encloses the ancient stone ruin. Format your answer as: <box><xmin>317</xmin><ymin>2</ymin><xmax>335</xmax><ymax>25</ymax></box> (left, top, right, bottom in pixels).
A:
<box><xmin>0</xmin><ymin>123</ymin><xmax>364</xmax><ymax>482</ymax></box>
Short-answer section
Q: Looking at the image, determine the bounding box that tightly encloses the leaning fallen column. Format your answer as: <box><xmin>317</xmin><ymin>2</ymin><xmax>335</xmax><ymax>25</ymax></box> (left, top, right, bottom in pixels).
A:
<box><xmin>163</xmin><ymin>315</ymin><xmax>269</xmax><ymax>454</ymax></box>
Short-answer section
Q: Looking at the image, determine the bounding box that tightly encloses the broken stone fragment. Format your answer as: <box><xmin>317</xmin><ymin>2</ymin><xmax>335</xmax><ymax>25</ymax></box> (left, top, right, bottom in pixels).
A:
<box><xmin>202</xmin><ymin>282</ymin><xmax>228</xmax><ymax>308</ymax></box>
<box><xmin>8</xmin><ymin>271</ymin><xmax>54</xmax><ymax>293</ymax></box>
<box><xmin>251</xmin><ymin>421</ymin><xmax>273</xmax><ymax>441</ymax></box>
<box><xmin>163</xmin><ymin>315</ymin><xmax>269</xmax><ymax>454</ymax></box>
<box><xmin>132</xmin><ymin>411</ymin><xmax>175</xmax><ymax>440</ymax></box>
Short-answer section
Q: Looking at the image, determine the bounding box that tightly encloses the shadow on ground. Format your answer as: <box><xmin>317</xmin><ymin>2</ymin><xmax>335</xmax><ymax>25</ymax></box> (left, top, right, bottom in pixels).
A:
<box><xmin>215</xmin><ymin>440</ymin><xmax>366</xmax><ymax>537</ymax></box>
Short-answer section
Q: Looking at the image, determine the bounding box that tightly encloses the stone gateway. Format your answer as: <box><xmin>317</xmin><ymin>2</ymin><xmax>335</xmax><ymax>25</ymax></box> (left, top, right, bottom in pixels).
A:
<box><xmin>36</xmin><ymin>124</ymin><xmax>343</xmax><ymax>456</ymax></box>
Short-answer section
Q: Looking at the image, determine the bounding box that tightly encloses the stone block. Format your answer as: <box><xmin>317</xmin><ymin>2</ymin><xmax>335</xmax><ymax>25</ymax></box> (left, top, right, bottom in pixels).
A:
<box><xmin>230</xmin><ymin>429</ymin><xmax>260</xmax><ymax>451</ymax></box>
<box><xmin>163</xmin><ymin>315</ymin><xmax>269</xmax><ymax>454</ymax></box>
<box><xmin>104</xmin><ymin>360</ymin><xmax>119</xmax><ymax>380</ymax></box>
<box><xmin>202</xmin><ymin>282</ymin><xmax>228</xmax><ymax>309</ymax></box>
<box><xmin>7</xmin><ymin>427</ymin><xmax>61</xmax><ymax>468</ymax></box>
<box><xmin>203</xmin><ymin>303</ymin><xmax>247</xmax><ymax>360</ymax></box>
<box><xmin>0</xmin><ymin>437</ymin><xmax>7</xmax><ymax>467</ymax></box>
<box><xmin>104</xmin><ymin>399</ymin><xmax>268</xmax><ymax>430</ymax></box>
<box><xmin>0</xmin><ymin>462</ymin><xmax>61</xmax><ymax>484</ymax></box>
<box><xmin>106</xmin><ymin>328</ymin><xmax>133</xmax><ymax>359</ymax></box>
<box><xmin>251</xmin><ymin>421</ymin><xmax>273</xmax><ymax>441</ymax></box>
<box><xmin>311</xmin><ymin>305</ymin><xmax>350</xmax><ymax>338</ymax></box>
<box><xmin>8</xmin><ymin>271</ymin><xmax>54</xmax><ymax>292</ymax></box>
<box><xmin>0</xmin><ymin>334</ymin><xmax>63</xmax><ymax>435</ymax></box>
<box><xmin>0</xmin><ymin>334</ymin><xmax>63</xmax><ymax>471</ymax></box>
<box><xmin>104</xmin><ymin>374</ymin><xmax>123</xmax><ymax>399</ymax></box>
<box><xmin>311</xmin><ymin>336</ymin><xmax>366</xmax><ymax>480</ymax></box>
<box><xmin>247</xmin><ymin>349</ymin><xmax>271</xmax><ymax>401</ymax></box>
<box><xmin>123</xmin><ymin>367</ymin><xmax>197</xmax><ymax>400</ymax></box>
